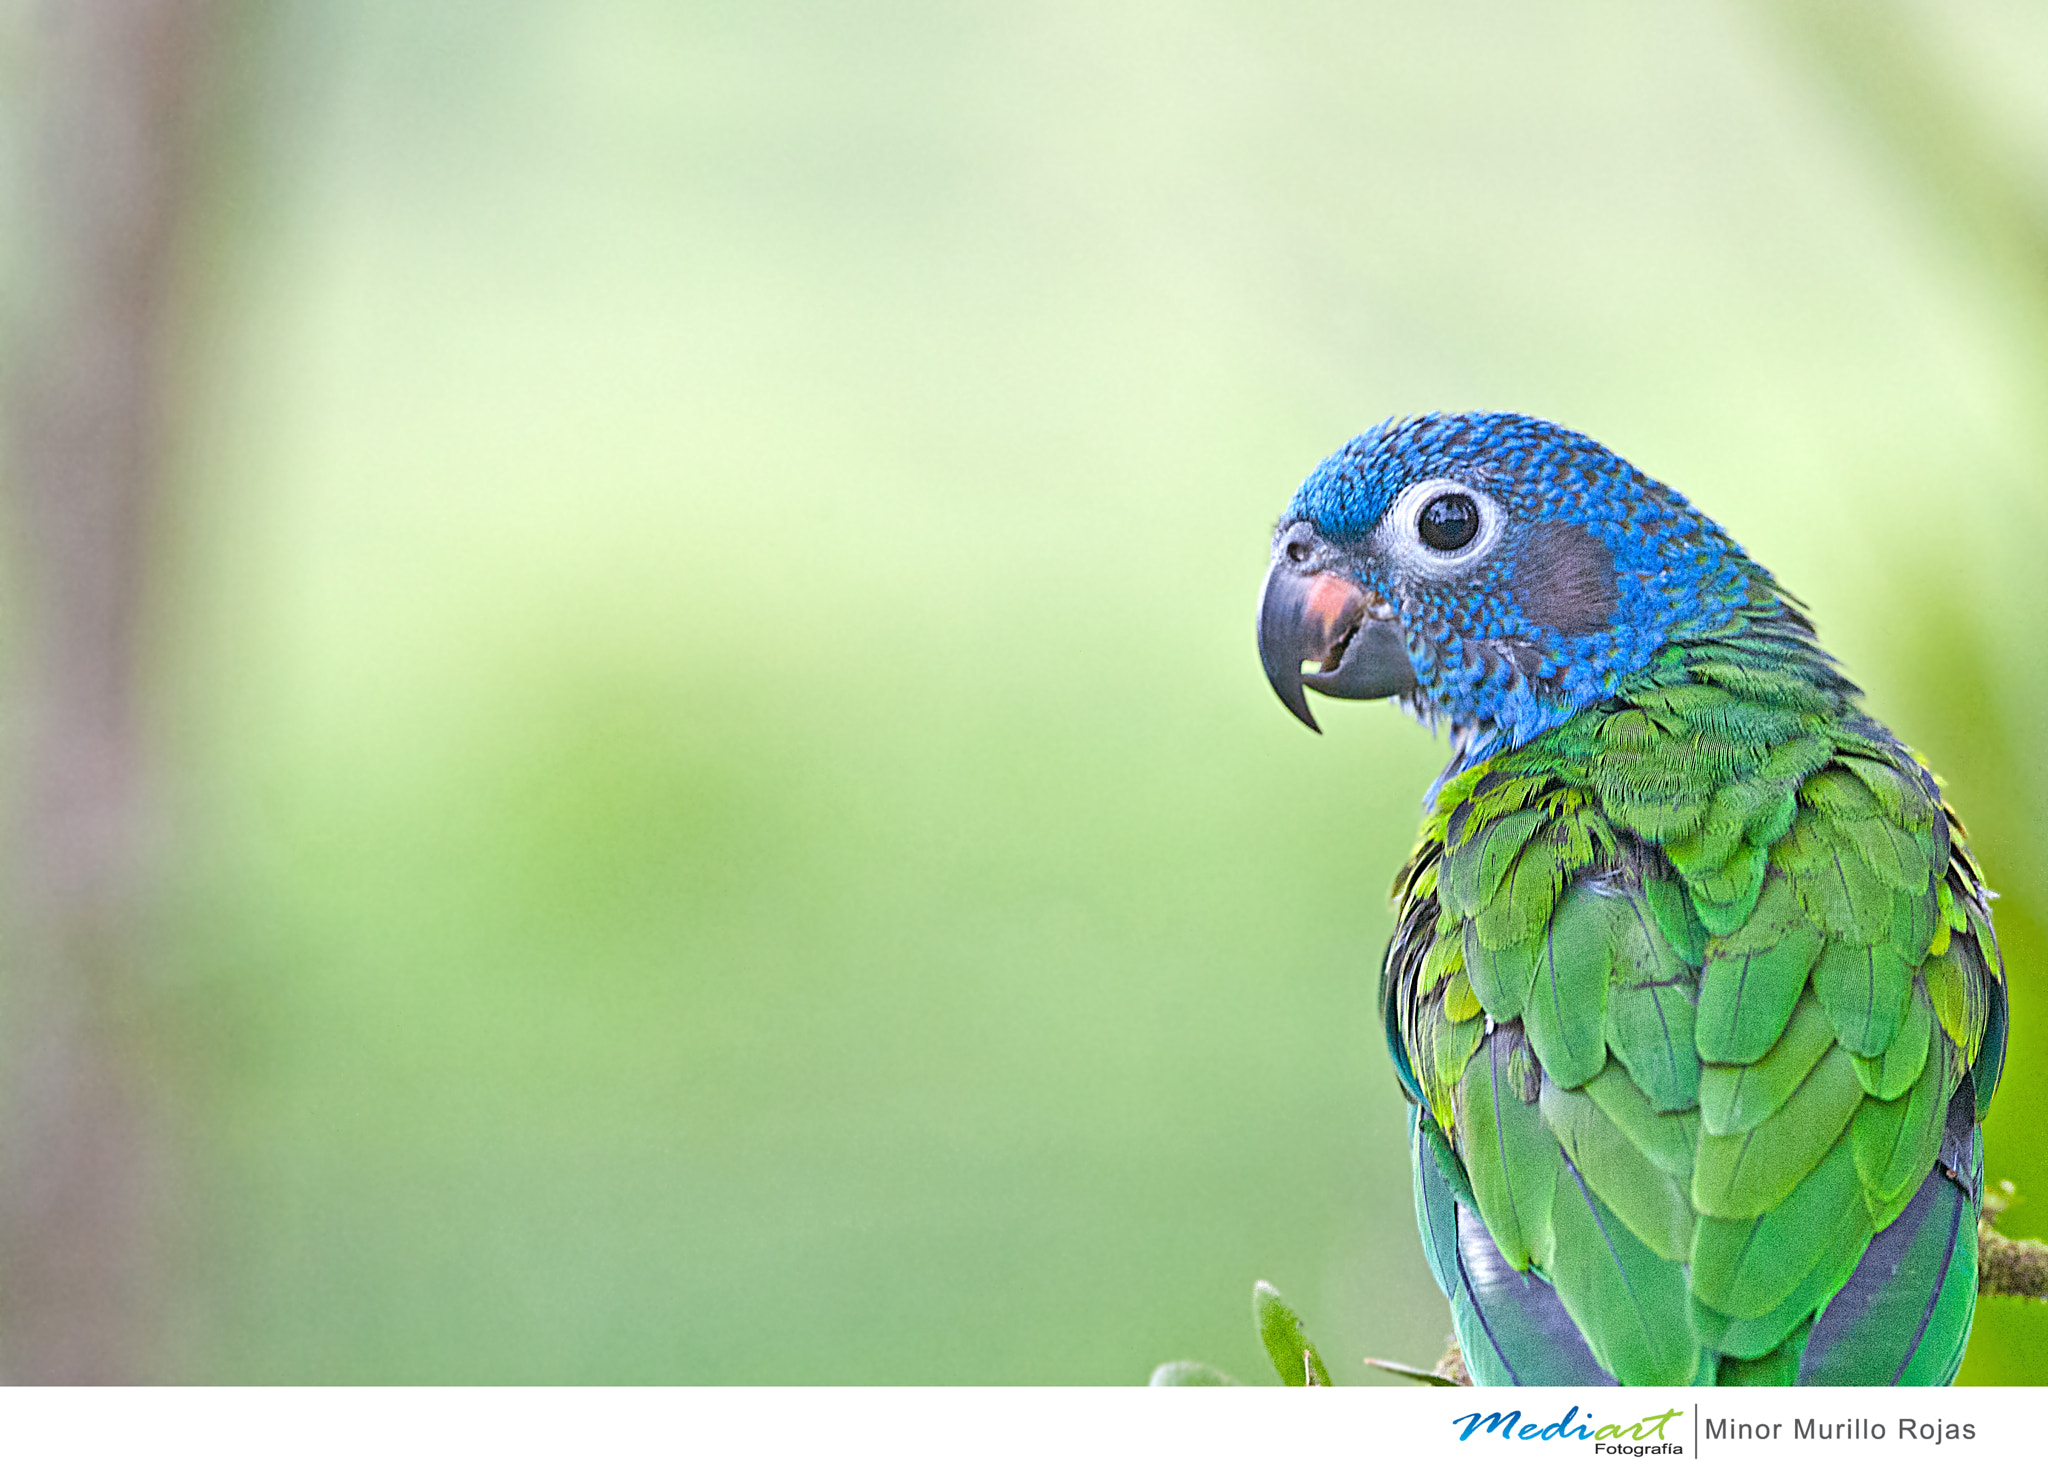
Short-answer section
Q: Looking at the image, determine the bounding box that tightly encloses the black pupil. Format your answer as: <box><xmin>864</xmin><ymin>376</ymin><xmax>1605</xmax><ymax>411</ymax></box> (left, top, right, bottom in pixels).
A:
<box><xmin>1418</xmin><ymin>493</ymin><xmax>1478</xmax><ymax>552</ymax></box>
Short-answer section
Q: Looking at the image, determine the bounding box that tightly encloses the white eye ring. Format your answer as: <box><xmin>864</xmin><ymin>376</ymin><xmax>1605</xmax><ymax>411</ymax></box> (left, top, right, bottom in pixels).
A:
<box><xmin>1378</xmin><ymin>478</ymin><xmax>1503</xmax><ymax>576</ymax></box>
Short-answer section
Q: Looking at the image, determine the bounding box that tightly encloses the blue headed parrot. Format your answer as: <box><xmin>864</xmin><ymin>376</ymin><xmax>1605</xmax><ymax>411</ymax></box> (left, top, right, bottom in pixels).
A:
<box><xmin>1255</xmin><ymin>412</ymin><xmax>2007</xmax><ymax>1386</ymax></box>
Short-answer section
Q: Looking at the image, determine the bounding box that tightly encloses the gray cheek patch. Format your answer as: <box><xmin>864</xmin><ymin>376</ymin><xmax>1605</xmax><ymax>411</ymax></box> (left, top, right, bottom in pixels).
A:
<box><xmin>1511</xmin><ymin>521</ymin><xmax>1618</xmax><ymax>636</ymax></box>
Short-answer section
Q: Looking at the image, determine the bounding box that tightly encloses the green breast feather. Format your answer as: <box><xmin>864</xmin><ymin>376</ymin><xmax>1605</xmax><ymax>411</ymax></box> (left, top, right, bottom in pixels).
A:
<box><xmin>1382</xmin><ymin>600</ymin><xmax>2006</xmax><ymax>1386</ymax></box>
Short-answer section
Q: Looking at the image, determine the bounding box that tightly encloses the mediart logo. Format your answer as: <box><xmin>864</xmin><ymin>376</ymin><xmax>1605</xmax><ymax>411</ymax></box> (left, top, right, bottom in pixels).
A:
<box><xmin>1452</xmin><ymin>1405</ymin><xmax>1684</xmax><ymax>1455</ymax></box>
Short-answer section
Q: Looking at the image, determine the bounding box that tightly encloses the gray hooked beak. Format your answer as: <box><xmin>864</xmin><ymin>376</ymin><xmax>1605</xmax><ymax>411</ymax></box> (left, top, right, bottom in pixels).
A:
<box><xmin>1257</xmin><ymin>533</ymin><xmax>1414</xmax><ymax>733</ymax></box>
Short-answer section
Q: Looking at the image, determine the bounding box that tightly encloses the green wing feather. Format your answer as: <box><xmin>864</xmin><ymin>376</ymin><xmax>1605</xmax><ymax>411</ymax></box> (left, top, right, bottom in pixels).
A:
<box><xmin>1581</xmin><ymin>1060</ymin><xmax>1696</xmax><ymax>1179</ymax></box>
<box><xmin>1520</xmin><ymin>881</ymin><xmax>1614</xmax><ymax>1089</ymax></box>
<box><xmin>1852</xmin><ymin>984</ymin><xmax>1932</xmax><ymax>1100</ymax></box>
<box><xmin>1694</xmin><ymin>874</ymin><xmax>1820</xmax><ymax>1065</ymax></box>
<box><xmin>1384</xmin><ymin>604</ymin><xmax>2004</xmax><ymax>1386</ymax></box>
<box><xmin>1691</xmin><ymin>1196</ymin><xmax>1872</xmax><ymax>1360</ymax></box>
<box><xmin>1850</xmin><ymin>1037</ymin><xmax>1949</xmax><ymax>1221</ymax></box>
<box><xmin>1452</xmin><ymin>1025</ymin><xmax>1558</xmax><ymax>1272</ymax></box>
<box><xmin>1690</xmin><ymin>1133</ymin><xmax>1868</xmax><ymax>1320</ymax></box>
<box><xmin>1547</xmin><ymin>1157</ymin><xmax>1700</xmax><ymax>1384</ymax></box>
<box><xmin>1692</xmin><ymin>1045</ymin><xmax>1863</xmax><ymax>1218</ymax></box>
<box><xmin>1603</xmin><ymin>888</ymin><xmax>1698</xmax><ymax>1109</ymax></box>
<box><xmin>1463</xmin><ymin>918</ymin><xmax>1541</xmax><ymax>1022</ymax></box>
<box><xmin>1696</xmin><ymin>994</ymin><xmax>1834</xmax><ymax>1135</ymax></box>
<box><xmin>1812</xmin><ymin>936</ymin><xmax>1913</xmax><ymax>1057</ymax></box>
<box><xmin>1541</xmin><ymin>1075</ymin><xmax>1695</xmax><ymax>1260</ymax></box>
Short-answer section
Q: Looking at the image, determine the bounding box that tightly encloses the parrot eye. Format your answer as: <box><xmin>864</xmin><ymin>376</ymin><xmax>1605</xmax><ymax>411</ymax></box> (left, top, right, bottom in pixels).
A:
<box><xmin>1418</xmin><ymin>493</ymin><xmax>1479</xmax><ymax>552</ymax></box>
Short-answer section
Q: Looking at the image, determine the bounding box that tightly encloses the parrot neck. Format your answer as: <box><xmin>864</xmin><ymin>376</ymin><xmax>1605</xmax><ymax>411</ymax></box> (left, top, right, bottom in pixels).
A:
<box><xmin>1417</xmin><ymin>581</ymin><xmax>1854</xmax><ymax>809</ymax></box>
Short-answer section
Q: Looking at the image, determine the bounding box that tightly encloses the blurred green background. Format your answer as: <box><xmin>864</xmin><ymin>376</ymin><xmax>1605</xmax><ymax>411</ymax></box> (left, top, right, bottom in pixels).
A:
<box><xmin>9</xmin><ymin>0</ymin><xmax>2048</xmax><ymax>1381</ymax></box>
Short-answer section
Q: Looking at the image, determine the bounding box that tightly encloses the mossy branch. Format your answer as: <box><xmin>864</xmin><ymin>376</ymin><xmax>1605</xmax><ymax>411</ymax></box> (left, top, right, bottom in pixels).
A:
<box><xmin>1979</xmin><ymin>1180</ymin><xmax>2048</xmax><ymax>1300</ymax></box>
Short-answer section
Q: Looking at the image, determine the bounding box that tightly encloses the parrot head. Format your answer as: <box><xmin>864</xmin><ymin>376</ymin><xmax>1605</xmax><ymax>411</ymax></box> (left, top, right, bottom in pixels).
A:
<box><xmin>1258</xmin><ymin>411</ymin><xmax>1762</xmax><ymax>762</ymax></box>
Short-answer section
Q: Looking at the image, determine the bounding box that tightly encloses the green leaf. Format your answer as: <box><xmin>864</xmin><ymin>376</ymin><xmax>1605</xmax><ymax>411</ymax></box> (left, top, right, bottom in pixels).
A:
<box><xmin>1253</xmin><ymin>1281</ymin><xmax>1332</xmax><ymax>1387</ymax></box>
<box><xmin>1147</xmin><ymin>1361</ymin><xmax>1241</xmax><ymax>1387</ymax></box>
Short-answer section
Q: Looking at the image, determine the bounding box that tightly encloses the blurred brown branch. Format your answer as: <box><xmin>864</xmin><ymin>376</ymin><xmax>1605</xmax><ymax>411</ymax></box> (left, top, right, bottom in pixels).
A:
<box><xmin>0</xmin><ymin>0</ymin><xmax>215</xmax><ymax>1383</ymax></box>
<box><xmin>1979</xmin><ymin>1226</ymin><xmax>2048</xmax><ymax>1300</ymax></box>
<box><xmin>1979</xmin><ymin>1181</ymin><xmax>2048</xmax><ymax>1300</ymax></box>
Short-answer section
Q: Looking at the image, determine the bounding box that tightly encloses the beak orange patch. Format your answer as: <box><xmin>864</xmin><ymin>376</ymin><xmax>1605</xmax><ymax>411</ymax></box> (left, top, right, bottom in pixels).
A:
<box><xmin>1303</xmin><ymin>574</ymin><xmax>1366</xmax><ymax>643</ymax></box>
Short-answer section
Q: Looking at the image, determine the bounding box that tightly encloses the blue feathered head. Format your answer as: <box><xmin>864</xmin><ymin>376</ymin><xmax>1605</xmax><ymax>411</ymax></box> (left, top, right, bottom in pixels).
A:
<box><xmin>1257</xmin><ymin>412</ymin><xmax>1766</xmax><ymax>762</ymax></box>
